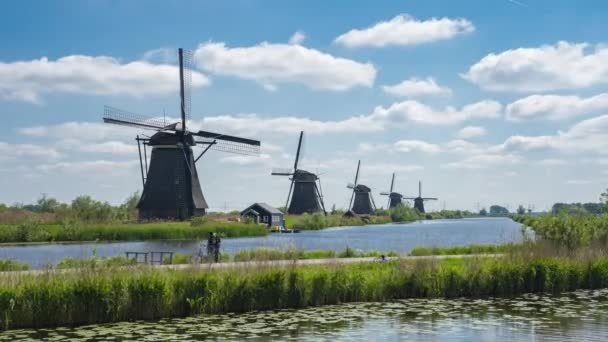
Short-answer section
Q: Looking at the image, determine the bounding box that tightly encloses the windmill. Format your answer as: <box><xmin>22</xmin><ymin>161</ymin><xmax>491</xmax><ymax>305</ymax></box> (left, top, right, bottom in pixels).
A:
<box><xmin>404</xmin><ymin>181</ymin><xmax>437</xmax><ymax>213</ymax></box>
<box><xmin>379</xmin><ymin>172</ymin><xmax>403</xmax><ymax>209</ymax></box>
<box><xmin>102</xmin><ymin>48</ymin><xmax>261</xmax><ymax>221</ymax></box>
<box><xmin>272</xmin><ymin>131</ymin><xmax>326</xmax><ymax>215</ymax></box>
<box><xmin>346</xmin><ymin>160</ymin><xmax>376</xmax><ymax>215</ymax></box>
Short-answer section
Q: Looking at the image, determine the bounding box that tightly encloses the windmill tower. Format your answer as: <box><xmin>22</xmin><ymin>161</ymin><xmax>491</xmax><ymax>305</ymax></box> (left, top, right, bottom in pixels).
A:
<box><xmin>404</xmin><ymin>181</ymin><xmax>437</xmax><ymax>213</ymax></box>
<box><xmin>380</xmin><ymin>172</ymin><xmax>404</xmax><ymax>208</ymax></box>
<box><xmin>272</xmin><ymin>131</ymin><xmax>326</xmax><ymax>215</ymax></box>
<box><xmin>102</xmin><ymin>48</ymin><xmax>261</xmax><ymax>220</ymax></box>
<box><xmin>346</xmin><ymin>160</ymin><xmax>376</xmax><ymax>215</ymax></box>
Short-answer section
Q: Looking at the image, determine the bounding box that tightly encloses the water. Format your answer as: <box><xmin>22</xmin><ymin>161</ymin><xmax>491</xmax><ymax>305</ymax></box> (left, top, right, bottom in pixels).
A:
<box><xmin>0</xmin><ymin>218</ymin><xmax>524</xmax><ymax>269</ymax></box>
<box><xmin>3</xmin><ymin>289</ymin><xmax>608</xmax><ymax>341</ymax></box>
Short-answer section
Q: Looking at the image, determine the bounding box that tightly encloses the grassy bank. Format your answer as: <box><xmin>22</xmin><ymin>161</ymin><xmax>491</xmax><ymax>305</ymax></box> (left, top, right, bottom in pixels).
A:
<box><xmin>288</xmin><ymin>213</ymin><xmax>392</xmax><ymax>230</ymax></box>
<box><xmin>513</xmin><ymin>214</ymin><xmax>608</xmax><ymax>249</ymax></box>
<box><xmin>409</xmin><ymin>244</ymin><xmax>517</xmax><ymax>256</ymax></box>
<box><xmin>233</xmin><ymin>247</ymin><xmax>399</xmax><ymax>262</ymax></box>
<box><xmin>0</xmin><ymin>221</ymin><xmax>267</xmax><ymax>244</ymax></box>
<box><xmin>3</xmin><ymin>253</ymin><xmax>608</xmax><ymax>330</ymax></box>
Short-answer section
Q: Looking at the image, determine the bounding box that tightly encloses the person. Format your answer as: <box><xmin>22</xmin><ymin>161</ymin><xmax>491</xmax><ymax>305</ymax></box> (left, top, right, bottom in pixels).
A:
<box><xmin>213</xmin><ymin>234</ymin><xmax>221</xmax><ymax>262</ymax></box>
<box><xmin>206</xmin><ymin>232</ymin><xmax>215</xmax><ymax>261</ymax></box>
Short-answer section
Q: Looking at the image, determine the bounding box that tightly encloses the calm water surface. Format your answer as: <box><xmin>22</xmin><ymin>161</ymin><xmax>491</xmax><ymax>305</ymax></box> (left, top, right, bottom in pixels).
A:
<box><xmin>0</xmin><ymin>218</ymin><xmax>525</xmax><ymax>269</ymax></box>
<box><xmin>2</xmin><ymin>289</ymin><xmax>607</xmax><ymax>341</ymax></box>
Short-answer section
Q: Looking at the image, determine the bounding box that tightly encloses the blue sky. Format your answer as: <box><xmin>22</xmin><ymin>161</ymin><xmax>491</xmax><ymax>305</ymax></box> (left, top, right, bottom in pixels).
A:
<box><xmin>1</xmin><ymin>0</ymin><xmax>608</xmax><ymax>212</ymax></box>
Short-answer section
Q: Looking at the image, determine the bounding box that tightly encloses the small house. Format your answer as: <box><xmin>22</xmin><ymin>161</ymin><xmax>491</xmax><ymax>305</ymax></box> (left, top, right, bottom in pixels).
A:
<box><xmin>241</xmin><ymin>203</ymin><xmax>284</xmax><ymax>228</ymax></box>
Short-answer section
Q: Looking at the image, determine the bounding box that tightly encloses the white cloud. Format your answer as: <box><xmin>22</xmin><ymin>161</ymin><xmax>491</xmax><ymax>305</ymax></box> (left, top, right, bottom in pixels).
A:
<box><xmin>0</xmin><ymin>142</ymin><xmax>62</xmax><ymax>160</ymax></box>
<box><xmin>288</xmin><ymin>31</ymin><xmax>306</xmax><ymax>45</ymax></box>
<box><xmin>20</xmin><ymin>122</ymin><xmax>135</xmax><ymax>141</ymax></box>
<box><xmin>565</xmin><ymin>179</ymin><xmax>594</xmax><ymax>185</ymax></box>
<box><xmin>463</xmin><ymin>41</ymin><xmax>608</xmax><ymax>92</ymax></box>
<box><xmin>445</xmin><ymin>153</ymin><xmax>522</xmax><ymax>169</ymax></box>
<box><xmin>37</xmin><ymin>160</ymin><xmax>138</xmax><ymax>174</ymax></box>
<box><xmin>500</xmin><ymin>114</ymin><xmax>608</xmax><ymax>154</ymax></box>
<box><xmin>537</xmin><ymin>158</ymin><xmax>566</xmax><ymax>166</ymax></box>
<box><xmin>78</xmin><ymin>141</ymin><xmax>138</xmax><ymax>155</ymax></box>
<box><xmin>359</xmin><ymin>140</ymin><xmax>441</xmax><ymax>154</ymax></box>
<box><xmin>456</xmin><ymin>126</ymin><xmax>486</xmax><ymax>139</ymax></box>
<box><xmin>0</xmin><ymin>55</ymin><xmax>210</xmax><ymax>103</ymax></box>
<box><xmin>369</xmin><ymin>100</ymin><xmax>502</xmax><ymax>125</ymax></box>
<box><xmin>506</xmin><ymin>93</ymin><xmax>608</xmax><ymax>121</ymax></box>
<box><xmin>220</xmin><ymin>154</ymin><xmax>271</xmax><ymax>165</ymax></box>
<box><xmin>334</xmin><ymin>14</ymin><xmax>474</xmax><ymax>48</ymax></box>
<box><xmin>382</xmin><ymin>77</ymin><xmax>452</xmax><ymax>98</ymax></box>
<box><xmin>193</xmin><ymin>42</ymin><xmax>376</xmax><ymax>91</ymax></box>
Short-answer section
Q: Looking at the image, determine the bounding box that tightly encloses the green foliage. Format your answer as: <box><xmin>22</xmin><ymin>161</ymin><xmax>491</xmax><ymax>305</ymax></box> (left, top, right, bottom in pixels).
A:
<box><xmin>0</xmin><ymin>221</ymin><xmax>267</xmax><ymax>243</ymax></box>
<box><xmin>233</xmin><ymin>247</ymin><xmax>396</xmax><ymax>262</ymax></box>
<box><xmin>290</xmin><ymin>213</ymin><xmax>392</xmax><ymax>230</ymax></box>
<box><xmin>489</xmin><ymin>205</ymin><xmax>510</xmax><ymax>216</ymax></box>
<box><xmin>0</xmin><ymin>259</ymin><xmax>29</xmax><ymax>272</ymax></box>
<box><xmin>552</xmin><ymin>202</ymin><xmax>605</xmax><ymax>215</ymax></box>
<box><xmin>56</xmin><ymin>256</ymin><xmax>136</xmax><ymax>269</ymax></box>
<box><xmin>517</xmin><ymin>205</ymin><xmax>527</xmax><ymax>215</ymax></box>
<box><xmin>514</xmin><ymin>214</ymin><xmax>608</xmax><ymax>250</ymax></box>
<box><xmin>409</xmin><ymin>244</ymin><xmax>516</xmax><ymax>256</ymax></box>
<box><xmin>1</xmin><ymin>256</ymin><xmax>608</xmax><ymax>330</ymax></box>
<box><xmin>479</xmin><ymin>208</ymin><xmax>488</xmax><ymax>216</ymax></box>
<box><xmin>390</xmin><ymin>204</ymin><xmax>421</xmax><ymax>222</ymax></box>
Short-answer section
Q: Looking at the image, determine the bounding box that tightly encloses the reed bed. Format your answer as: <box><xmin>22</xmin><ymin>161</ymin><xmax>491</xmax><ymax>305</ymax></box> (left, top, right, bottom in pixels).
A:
<box><xmin>409</xmin><ymin>244</ymin><xmax>517</xmax><ymax>256</ymax></box>
<box><xmin>2</xmin><ymin>254</ymin><xmax>608</xmax><ymax>330</ymax></box>
<box><xmin>0</xmin><ymin>221</ymin><xmax>267</xmax><ymax>244</ymax></box>
<box><xmin>514</xmin><ymin>214</ymin><xmax>608</xmax><ymax>249</ymax></box>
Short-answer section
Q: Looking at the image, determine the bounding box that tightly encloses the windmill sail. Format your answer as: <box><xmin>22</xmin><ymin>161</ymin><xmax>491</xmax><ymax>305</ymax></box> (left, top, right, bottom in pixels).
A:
<box><xmin>347</xmin><ymin>161</ymin><xmax>375</xmax><ymax>215</ymax></box>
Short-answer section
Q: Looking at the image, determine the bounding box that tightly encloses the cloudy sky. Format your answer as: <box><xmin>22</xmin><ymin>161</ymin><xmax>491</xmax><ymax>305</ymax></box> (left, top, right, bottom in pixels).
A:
<box><xmin>1</xmin><ymin>0</ymin><xmax>607</xmax><ymax>212</ymax></box>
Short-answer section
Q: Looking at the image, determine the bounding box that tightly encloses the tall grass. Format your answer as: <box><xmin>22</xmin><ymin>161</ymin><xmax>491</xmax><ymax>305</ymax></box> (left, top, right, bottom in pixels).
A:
<box><xmin>0</xmin><ymin>221</ymin><xmax>267</xmax><ymax>244</ymax></box>
<box><xmin>2</xmin><ymin>254</ymin><xmax>608</xmax><ymax>330</ymax></box>
<box><xmin>514</xmin><ymin>214</ymin><xmax>608</xmax><ymax>249</ymax></box>
<box><xmin>0</xmin><ymin>260</ymin><xmax>29</xmax><ymax>272</ymax></box>
<box><xmin>290</xmin><ymin>213</ymin><xmax>392</xmax><ymax>230</ymax></box>
<box><xmin>409</xmin><ymin>244</ymin><xmax>517</xmax><ymax>256</ymax></box>
<box><xmin>233</xmin><ymin>247</ymin><xmax>398</xmax><ymax>262</ymax></box>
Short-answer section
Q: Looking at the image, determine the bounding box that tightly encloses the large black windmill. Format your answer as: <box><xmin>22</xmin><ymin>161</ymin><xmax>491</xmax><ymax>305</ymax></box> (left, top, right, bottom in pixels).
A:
<box><xmin>272</xmin><ymin>131</ymin><xmax>326</xmax><ymax>215</ymax></box>
<box><xmin>103</xmin><ymin>48</ymin><xmax>261</xmax><ymax>220</ymax></box>
<box><xmin>404</xmin><ymin>181</ymin><xmax>438</xmax><ymax>213</ymax></box>
<box><xmin>347</xmin><ymin>160</ymin><xmax>376</xmax><ymax>215</ymax></box>
<box><xmin>379</xmin><ymin>172</ymin><xmax>404</xmax><ymax>209</ymax></box>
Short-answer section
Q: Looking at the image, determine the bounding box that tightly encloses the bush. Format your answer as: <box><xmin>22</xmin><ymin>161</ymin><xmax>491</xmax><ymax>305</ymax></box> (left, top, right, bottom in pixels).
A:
<box><xmin>390</xmin><ymin>205</ymin><xmax>421</xmax><ymax>223</ymax></box>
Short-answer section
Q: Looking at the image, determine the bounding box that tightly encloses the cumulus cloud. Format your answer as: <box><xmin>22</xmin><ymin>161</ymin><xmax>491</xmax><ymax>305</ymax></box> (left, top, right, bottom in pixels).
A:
<box><xmin>445</xmin><ymin>153</ymin><xmax>522</xmax><ymax>169</ymax></box>
<box><xmin>382</xmin><ymin>77</ymin><xmax>452</xmax><ymax>98</ymax></box>
<box><xmin>288</xmin><ymin>31</ymin><xmax>306</xmax><ymax>45</ymax></box>
<box><xmin>463</xmin><ymin>41</ymin><xmax>608</xmax><ymax>92</ymax></box>
<box><xmin>456</xmin><ymin>126</ymin><xmax>486</xmax><ymax>139</ymax></box>
<box><xmin>334</xmin><ymin>14</ymin><xmax>474</xmax><ymax>48</ymax></box>
<box><xmin>500</xmin><ymin>114</ymin><xmax>608</xmax><ymax>154</ymax></box>
<box><xmin>0</xmin><ymin>55</ymin><xmax>210</xmax><ymax>103</ymax></box>
<box><xmin>37</xmin><ymin>160</ymin><xmax>138</xmax><ymax>173</ymax></box>
<box><xmin>369</xmin><ymin>100</ymin><xmax>502</xmax><ymax>125</ymax></box>
<box><xmin>506</xmin><ymin>93</ymin><xmax>608</xmax><ymax>121</ymax></box>
<box><xmin>0</xmin><ymin>142</ymin><xmax>62</xmax><ymax>160</ymax></box>
<box><xmin>359</xmin><ymin>140</ymin><xmax>441</xmax><ymax>154</ymax></box>
<box><xmin>193</xmin><ymin>42</ymin><xmax>376</xmax><ymax>91</ymax></box>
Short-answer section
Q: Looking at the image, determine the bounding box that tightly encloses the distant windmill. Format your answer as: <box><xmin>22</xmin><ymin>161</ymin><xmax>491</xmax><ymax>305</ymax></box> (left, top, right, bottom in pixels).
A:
<box><xmin>346</xmin><ymin>160</ymin><xmax>376</xmax><ymax>215</ymax></box>
<box><xmin>102</xmin><ymin>48</ymin><xmax>260</xmax><ymax>220</ymax></box>
<box><xmin>379</xmin><ymin>172</ymin><xmax>403</xmax><ymax>208</ymax></box>
<box><xmin>272</xmin><ymin>131</ymin><xmax>326</xmax><ymax>215</ymax></box>
<box><xmin>404</xmin><ymin>181</ymin><xmax>438</xmax><ymax>213</ymax></box>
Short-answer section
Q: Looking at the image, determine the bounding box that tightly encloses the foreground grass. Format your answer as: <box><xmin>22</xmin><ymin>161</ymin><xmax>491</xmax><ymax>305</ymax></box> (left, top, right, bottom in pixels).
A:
<box><xmin>233</xmin><ymin>247</ymin><xmax>399</xmax><ymax>262</ymax></box>
<box><xmin>0</xmin><ymin>221</ymin><xmax>267</xmax><ymax>244</ymax></box>
<box><xmin>2</xmin><ymin>253</ymin><xmax>608</xmax><ymax>330</ymax></box>
<box><xmin>409</xmin><ymin>244</ymin><xmax>517</xmax><ymax>256</ymax></box>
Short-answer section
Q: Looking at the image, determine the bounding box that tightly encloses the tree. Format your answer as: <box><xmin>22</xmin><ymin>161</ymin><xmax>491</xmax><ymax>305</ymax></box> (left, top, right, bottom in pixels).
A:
<box><xmin>489</xmin><ymin>205</ymin><xmax>509</xmax><ymax>216</ymax></box>
<box><xmin>37</xmin><ymin>194</ymin><xmax>62</xmax><ymax>213</ymax></box>
<box><xmin>479</xmin><ymin>208</ymin><xmax>488</xmax><ymax>216</ymax></box>
<box><xmin>516</xmin><ymin>205</ymin><xmax>526</xmax><ymax>215</ymax></box>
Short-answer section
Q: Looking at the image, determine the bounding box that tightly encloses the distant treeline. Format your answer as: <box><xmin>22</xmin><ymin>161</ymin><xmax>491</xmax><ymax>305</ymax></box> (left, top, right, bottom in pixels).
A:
<box><xmin>551</xmin><ymin>202</ymin><xmax>606</xmax><ymax>215</ymax></box>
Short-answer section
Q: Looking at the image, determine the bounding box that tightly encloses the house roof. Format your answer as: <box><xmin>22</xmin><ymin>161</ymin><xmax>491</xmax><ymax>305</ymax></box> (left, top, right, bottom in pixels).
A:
<box><xmin>241</xmin><ymin>202</ymin><xmax>283</xmax><ymax>216</ymax></box>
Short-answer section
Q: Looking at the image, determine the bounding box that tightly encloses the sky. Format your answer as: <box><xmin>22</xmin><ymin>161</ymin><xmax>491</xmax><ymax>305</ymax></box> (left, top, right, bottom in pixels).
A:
<box><xmin>1</xmin><ymin>0</ymin><xmax>608</xmax><ymax>212</ymax></box>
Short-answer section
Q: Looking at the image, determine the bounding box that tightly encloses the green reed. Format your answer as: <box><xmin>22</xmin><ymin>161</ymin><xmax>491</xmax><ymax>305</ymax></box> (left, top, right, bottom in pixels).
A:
<box><xmin>2</xmin><ymin>255</ymin><xmax>608</xmax><ymax>330</ymax></box>
<box><xmin>409</xmin><ymin>243</ymin><xmax>517</xmax><ymax>256</ymax></box>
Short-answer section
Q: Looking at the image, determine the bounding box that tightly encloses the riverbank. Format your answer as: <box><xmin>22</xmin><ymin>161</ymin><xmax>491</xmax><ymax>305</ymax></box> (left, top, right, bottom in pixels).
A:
<box><xmin>2</xmin><ymin>251</ymin><xmax>607</xmax><ymax>330</ymax></box>
<box><xmin>0</xmin><ymin>221</ymin><xmax>267</xmax><ymax>244</ymax></box>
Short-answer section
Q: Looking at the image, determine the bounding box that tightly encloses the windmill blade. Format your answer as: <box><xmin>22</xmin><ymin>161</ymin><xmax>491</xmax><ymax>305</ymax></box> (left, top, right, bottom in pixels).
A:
<box><xmin>379</xmin><ymin>192</ymin><xmax>390</xmax><ymax>196</ymax></box>
<box><xmin>422</xmin><ymin>197</ymin><xmax>438</xmax><ymax>201</ymax></box>
<box><xmin>178</xmin><ymin>48</ymin><xmax>193</xmax><ymax>129</ymax></box>
<box><xmin>390</xmin><ymin>173</ymin><xmax>395</xmax><ymax>193</ymax></box>
<box><xmin>193</xmin><ymin>130</ymin><xmax>260</xmax><ymax>155</ymax></box>
<box><xmin>354</xmin><ymin>160</ymin><xmax>361</xmax><ymax>185</ymax></box>
<box><xmin>403</xmin><ymin>197</ymin><xmax>417</xmax><ymax>200</ymax></box>
<box><xmin>271</xmin><ymin>167</ymin><xmax>294</xmax><ymax>176</ymax></box>
<box><xmin>103</xmin><ymin>106</ymin><xmax>173</xmax><ymax>131</ymax></box>
<box><xmin>346</xmin><ymin>183</ymin><xmax>355</xmax><ymax>189</ymax></box>
<box><xmin>294</xmin><ymin>131</ymin><xmax>304</xmax><ymax>171</ymax></box>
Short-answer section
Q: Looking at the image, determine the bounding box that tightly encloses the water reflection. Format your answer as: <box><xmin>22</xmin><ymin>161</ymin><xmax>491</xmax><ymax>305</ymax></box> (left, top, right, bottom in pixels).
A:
<box><xmin>3</xmin><ymin>289</ymin><xmax>608</xmax><ymax>341</ymax></box>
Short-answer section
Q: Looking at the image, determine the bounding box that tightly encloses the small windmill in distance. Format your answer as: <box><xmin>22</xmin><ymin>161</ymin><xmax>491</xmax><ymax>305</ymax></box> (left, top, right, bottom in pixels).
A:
<box><xmin>272</xmin><ymin>131</ymin><xmax>326</xmax><ymax>215</ymax></box>
<box><xmin>346</xmin><ymin>160</ymin><xmax>376</xmax><ymax>215</ymax></box>
<box><xmin>404</xmin><ymin>181</ymin><xmax>438</xmax><ymax>213</ymax></box>
<box><xmin>379</xmin><ymin>172</ymin><xmax>404</xmax><ymax>209</ymax></box>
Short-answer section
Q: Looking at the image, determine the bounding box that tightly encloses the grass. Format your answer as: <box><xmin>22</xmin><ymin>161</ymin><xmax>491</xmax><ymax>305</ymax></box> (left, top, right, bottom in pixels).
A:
<box><xmin>409</xmin><ymin>244</ymin><xmax>517</xmax><ymax>256</ymax></box>
<box><xmin>233</xmin><ymin>247</ymin><xmax>399</xmax><ymax>262</ymax></box>
<box><xmin>0</xmin><ymin>220</ymin><xmax>267</xmax><ymax>244</ymax></box>
<box><xmin>288</xmin><ymin>213</ymin><xmax>392</xmax><ymax>230</ymax></box>
<box><xmin>0</xmin><ymin>260</ymin><xmax>29</xmax><ymax>272</ymax></box>
<box><xmin>2</xmin><ymin>252</ymin><xmax>608</xmax><ymax>330</ymax></box>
